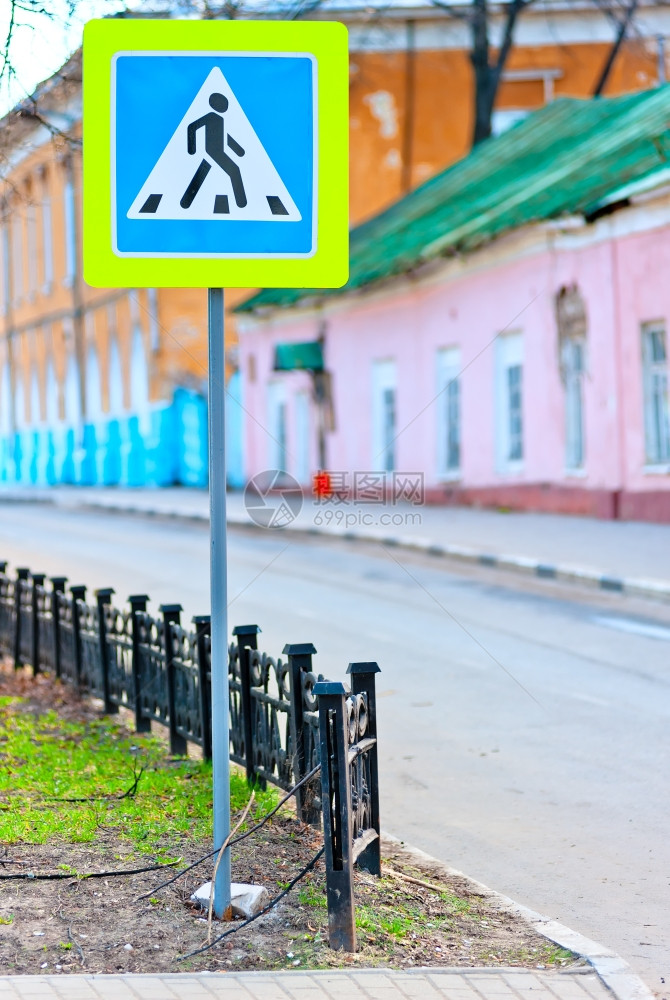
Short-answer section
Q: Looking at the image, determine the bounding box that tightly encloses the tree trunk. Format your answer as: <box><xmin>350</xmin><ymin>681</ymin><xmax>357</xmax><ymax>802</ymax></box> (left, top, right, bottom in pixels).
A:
<box><xmin>593</xmin><ymin>0</ymin><xmax>640</xmax><ymax>96</ymax></box>
<box><xmin>470</xmin><ymin>0</ymin><xmax>496</xmax><ymax>144</ymax></box>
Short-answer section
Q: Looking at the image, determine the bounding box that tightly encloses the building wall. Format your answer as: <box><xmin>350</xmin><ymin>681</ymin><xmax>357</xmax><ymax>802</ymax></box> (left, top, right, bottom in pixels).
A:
<box><xmin>0</xmin><ymin>114</ymin><xmax>211</xmax><ymax>487</ymax></box>
<box><xmin>2</xmin><ymin>8</ymin><xmax>670</xmax><ymax>491</ymax></box>
<box><xmin>238</xmin><ymin>199</ymin><xmax>670</xmax><ymax>522</ymax></box>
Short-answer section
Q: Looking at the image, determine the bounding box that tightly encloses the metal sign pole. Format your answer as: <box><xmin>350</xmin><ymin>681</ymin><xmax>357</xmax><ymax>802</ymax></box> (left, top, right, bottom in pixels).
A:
<box><xmin>208</xmin><ymin>287</ymin><xmax>231</xmax><ymax>918</ymax></box>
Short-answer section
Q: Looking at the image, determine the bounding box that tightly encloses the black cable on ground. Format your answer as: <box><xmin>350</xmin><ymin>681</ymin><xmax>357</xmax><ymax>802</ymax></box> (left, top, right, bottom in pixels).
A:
<box><xmin>45</xmin><ymin>767</ymin><xmax>145</xmax><ymax>803</ymax></box>
<box><xmin>178</xmin><ymin>846</ymin><xmax>325</xmax><ymax>961</ymax></box>
<box><xmin>137</xmin><ymin>763</ymin><xmax>321</xmax><ymax>901</ymax></box>
<box><xmin>0</xmin><ymin>860</ymin><xmax>179</xmax><ymax>881</ymax></box>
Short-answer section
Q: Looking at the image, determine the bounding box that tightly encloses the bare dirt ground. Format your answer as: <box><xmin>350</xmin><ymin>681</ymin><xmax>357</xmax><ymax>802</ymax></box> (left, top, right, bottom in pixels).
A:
<box><xmin>0</xmin><ymin>664</ymin><xmax>579</xmax><ymax>976</ymax></box>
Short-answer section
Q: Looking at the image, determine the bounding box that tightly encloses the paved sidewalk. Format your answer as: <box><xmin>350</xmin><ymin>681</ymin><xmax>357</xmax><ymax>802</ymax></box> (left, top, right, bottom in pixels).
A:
<box><xmin>0</xmin><ymin>967</ymin><xmax>616</xmax><ymax>1000</ymax></box>
<box><xmin>2</xmin><ymin>485</ymin><xmax>670</xmax><ymax>600</ymax></box>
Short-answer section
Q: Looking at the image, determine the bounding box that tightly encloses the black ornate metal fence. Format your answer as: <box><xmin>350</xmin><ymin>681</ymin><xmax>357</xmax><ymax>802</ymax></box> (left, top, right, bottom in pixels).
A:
<box><xmin>0</xmin><ymin>561</ymin><xmax>381</xmax><ymax>952</ymax></box>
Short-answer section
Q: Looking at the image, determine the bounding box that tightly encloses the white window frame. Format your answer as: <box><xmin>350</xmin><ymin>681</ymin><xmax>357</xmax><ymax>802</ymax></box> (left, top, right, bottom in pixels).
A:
<box><xmin>495</xmin><ymin>332</ymin><xmax>524</xmax><ymax>473</ymax></box>
<box><xmin>372</xmin><ymin>359</ymin><xmax>397</xmax><ymax>473</ymax></box>
<box><xmin>490</xmin><ymin>109</ymin><xmax>529</xmax><ymax>136</ymax></box>
<box><xmin>63</xmin><ymin>178</ymin><xmax>76</xmax><ymax>285</ymax></box>
<box><xmin>642</xmin><ymin>322</ymin><xmax>670</xmax><ymax>468</ymax></box>
<box><xmin>436</xmin><ymin>347</ymin><xmax>461</xmax><ymax>479</ymax></box>
<box><xmin>268</xmin><ymin>380</ymin><xmax>288</xmax><ymax>473</ymax></box>
<box><xmin>294</xmin><ymin>390</ymin><xmax>311</xmax><ymax>485</ymax></box>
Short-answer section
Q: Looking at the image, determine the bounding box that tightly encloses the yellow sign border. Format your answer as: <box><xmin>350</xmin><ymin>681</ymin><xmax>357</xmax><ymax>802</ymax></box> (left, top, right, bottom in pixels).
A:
<box><xmin>83</xmin><ymin>19</ymin><xmax>348</xmax><ymax>288</ymax></box>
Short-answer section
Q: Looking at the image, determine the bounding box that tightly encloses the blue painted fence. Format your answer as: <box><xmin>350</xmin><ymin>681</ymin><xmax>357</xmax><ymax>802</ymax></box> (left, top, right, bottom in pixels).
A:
<box><xmin>0</xmin><ymin>388</ymin><xmax>225</xmax><ymax>489</ymax></box>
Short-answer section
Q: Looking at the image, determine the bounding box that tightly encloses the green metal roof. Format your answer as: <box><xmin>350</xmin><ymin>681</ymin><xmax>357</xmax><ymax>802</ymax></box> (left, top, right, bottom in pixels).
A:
<box><xmin>237</xmin><ymin>88</ymin><xmax>670</xmax><ymax>315</ymax></box>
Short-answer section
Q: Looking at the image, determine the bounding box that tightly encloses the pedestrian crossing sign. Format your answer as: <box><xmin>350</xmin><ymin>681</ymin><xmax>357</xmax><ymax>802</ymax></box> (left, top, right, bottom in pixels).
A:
<box><xmin>83</xmin><ymin>20</ymin><xmax>348</xmax><ymax>288</ymax></box>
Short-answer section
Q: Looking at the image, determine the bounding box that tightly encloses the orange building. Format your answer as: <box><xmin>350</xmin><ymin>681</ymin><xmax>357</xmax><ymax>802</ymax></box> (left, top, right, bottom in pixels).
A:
<box><xmin>1</xmin><ymin>2</ymin><xmax>668</xmax><ymax>487</ymax></box>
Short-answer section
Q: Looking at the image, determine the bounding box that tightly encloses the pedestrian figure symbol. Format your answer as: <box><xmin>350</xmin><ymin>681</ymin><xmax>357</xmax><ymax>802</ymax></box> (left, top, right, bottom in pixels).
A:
<box><xmin>181</xmin><ymin>93</ymin><xmax>248</xmax><ymax>212</ymax></box>
<box><xmin>127</xmin><ymin>67</ymin><xmax>302</xmax><ymax>223</ymax></box>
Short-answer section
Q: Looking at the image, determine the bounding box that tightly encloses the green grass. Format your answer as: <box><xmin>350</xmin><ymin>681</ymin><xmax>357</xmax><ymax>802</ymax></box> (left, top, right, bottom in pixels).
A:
<box><xmin>354</xmin><ymin>887</ymin><xmax>466</xmax><ymax>944</ymax></box>
<box><xmin>298</xmin><ymin>883</ymin><xmax>327</xmax><ymax>909</ymax></box>
<box><xmin>0</xmin><ymin>696</ymin><xmax>278</xmax><ymax>854</ymax></box>
<box><xmin>508</xmin><ymin>943</ymin><xmax>576</xmax><ymax>966</ymax></box>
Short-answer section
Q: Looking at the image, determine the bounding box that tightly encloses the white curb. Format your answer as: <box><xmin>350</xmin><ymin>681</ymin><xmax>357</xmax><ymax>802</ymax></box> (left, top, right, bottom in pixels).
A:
<box><xmin>381</xmin><ymin>833</ymin><xmax>655</xmax><ymax>1000</ymax></box>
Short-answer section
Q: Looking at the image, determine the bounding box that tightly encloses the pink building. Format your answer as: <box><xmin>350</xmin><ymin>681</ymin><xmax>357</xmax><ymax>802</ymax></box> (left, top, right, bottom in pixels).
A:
<box><xmin>236</xmin><ymin>90</ymin><xmax>670</xmax><ymax>522</ymax></box>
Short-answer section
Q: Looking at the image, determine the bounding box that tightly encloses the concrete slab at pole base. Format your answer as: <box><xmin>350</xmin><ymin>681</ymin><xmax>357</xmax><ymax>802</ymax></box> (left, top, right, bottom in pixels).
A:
<box><xmin>191</xmin><ymin>881</ymin><xmax>269</xmax><ymax>919</ymax></box>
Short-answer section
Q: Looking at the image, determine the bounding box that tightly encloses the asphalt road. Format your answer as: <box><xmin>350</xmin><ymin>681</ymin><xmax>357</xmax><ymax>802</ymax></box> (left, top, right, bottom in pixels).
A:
<box><xmin>1</xmin><ymin>502</ymin><xmax>668</xmax><ymax>990</ymax></box>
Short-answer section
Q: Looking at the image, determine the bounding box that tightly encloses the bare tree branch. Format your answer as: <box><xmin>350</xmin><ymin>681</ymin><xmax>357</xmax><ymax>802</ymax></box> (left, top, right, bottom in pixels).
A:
<box><xmin>594</xmin><ymin>0</ymin><xmax>640</xmax><ymax>94</ymax></box>
<box><xmin>430</xmin><ymin>0</ymin><xmax>470</xmax><ymax>22</ymax></box>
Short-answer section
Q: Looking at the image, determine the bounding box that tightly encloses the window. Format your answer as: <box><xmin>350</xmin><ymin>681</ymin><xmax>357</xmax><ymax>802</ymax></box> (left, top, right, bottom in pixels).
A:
<box><xmin>0</xmin><ymin>363</ymin><xmax>10</xmax><ymax>436</ymax></box>
<box><xmin>86</xmin><ymin>346</ymin><xmax>103</xmax><ymax>420</ymax></box>
<box><xmin>294</xmin><ymin>391</ymin><xmax>310</xmax><ymax>484</ymax></box>
<box><xmin>64</xmin><ymin>352</ymin><xmax>81</xmax><ymax>426</ymax></box>
<box><xmin>372</xmin><ymin>360</ymin><xmax>396</xmax><ymax>472</ymax></box>
<box><xmin>490</xmin><ymin>109</ymin><xmax>529</xmax><ymax>136</ymax></box>
<box><xmin>109</xmin><ymin>335</ymin><xmax>124</xmax><ymax>414</ymax></box>
<box><xmin>147</xmin><ymin>288</ymin><xmax>160</xmax><ymax>352</ymax></box>
<box><xmin>437</xmin><ymin>347</ymin><xmax>461</xmax><ymax>475</ymax></box>
<box><xmin>507</xmin><ymin>364</ymin><xmax>523</xmax><ymax>461</ymax></box>
<box><xmin>63</xmin><ymin>178</ymin><xmax>76</xmax><ymax>284</ymax></box>
<box><xmin>562</xmin><ymin>338</ymin><xmax>585</xmax><ymax>470</ymax></box>
<box><xmin>131</xmin><ymin>327</ymin><xmax>149</xmax><ymax>412</ymax></box>
<box><xmin>26</xmin><ymin>201</ymin><xmax>38</xmax><ymax>297</ymax></box>
<box><xmin>11</xmin><ymin>213</ymin><xmax>23</xmax><ymax>303</ymax></box>
<box><xmin>277</xmin><ymin>401</ymin><xmax>288</xmax><ymax>472</ymax></box>
<box><xmin>0</xmin><ymin>223</ymin><xmax>8</xmax><ymax>315</ymax></box>
<box><xmin>30</xmin><ymin>366</ymin><xmax>41</xmax><ymax>426</ymax></box>
<box><xmin>45</xmin><ymin>357</ymin><xmax>59</xmax><ymax>426</ymax></box>
<box><xmin>268</xmin><ymin>381</ymin><xmax>288</xmax><ymax>472</ymax></box>
<box><xmin>41</xmin><ymin>192</ymin><xmax>53</xmax><ymax>291</ymax></box>
<box><xmin>14</xmin><ymin>372</ymin><xmax>25</xmax><ymax>429</ymax></box>
<box><xmin>495</xmin><ymin>333</ymin><xmax>524</xmax><ymax>469</ymax></box>
<box><xmin>381</xmin><ymin>388</ymin><xmax>395</xmax><ymax>471</ymax></box>
<box><xmin>642</xmin><ymin>323</ymin><xmax>670</xmax><ymax>464</ymax></box>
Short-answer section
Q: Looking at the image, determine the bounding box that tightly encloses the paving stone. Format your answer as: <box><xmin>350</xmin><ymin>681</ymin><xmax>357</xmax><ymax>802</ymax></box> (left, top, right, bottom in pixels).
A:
<box><xmin>429</xmin><ymin>989</ymin><xmax>486</xmax><ymax>1000</ymax></box>
<box><xmin>321</xmin><ymin>981</ymin><xmax>370</xmax><ymax>1000</ymax></box>
<box><xmin>544</xmin><ymin>979</ymin><xmax>609</xmax><ymax>1000</ymax></box>
<box><xmin>274</xmin><ymin>992</ymin><xmax>332</xmax><ymax>1000</ymax></box>
<box><xmin>348</xmin><ymin>973</ymin><xmax>397</xmax><ymax>992</ymax></box>
<box><xmin>362</xmin><ymin>989</ymin><xmax>408</xmax><ymax>1000</ymax></box>
<box><xmin>0</xmin><ymin>968</ymin><xmax>643</xmax><ymax>1000</ymax></box>
<box><xmin>272</xmin><ymin>976</ymin><xmax>320</xmax><ymax>987</ymax></box>
<box><xmin>572</xmin><ymin>975</ymin><xmax>614</xmax><ymax>999</ymax></box>
<box><xmin>83</xmin><ymin>981</ymin><xmax>150</xmax><ymax>1000</ymax></box>
<box><xmin>196</xmin><ymin>987</ymin><xmax>255</xmax><ymax>1000</ymax></box>
<box><xmin>12</xmin><ymin>983</ymin><xmax>61</xmax><ymax>994</ymax></box>
<box><xmin>502</xmin><ymin>974</ymin><xmax>556</xmax><ymax>992</ymax></box>
<box><xmin>427</xmin><ymin>977</ymin><xmax>481</xmax><ymax>997</ymax></box>
<box><xmin>465</xmin><ymin>979</ymin><xmax>518</xmax><ymax>998</ymax></box>
<box><xmin>390</xmin><ymin>978</ymin><xmax>443</xmax><ymax>999</ymax></box>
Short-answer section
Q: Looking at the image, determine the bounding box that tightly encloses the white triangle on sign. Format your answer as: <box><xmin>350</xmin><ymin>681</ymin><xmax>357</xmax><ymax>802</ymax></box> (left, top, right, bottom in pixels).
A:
<box><xmin>127</xmin><ymin>67</ymin><xmax>302</xmax><ymax>222</ymax></box>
